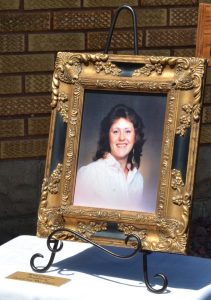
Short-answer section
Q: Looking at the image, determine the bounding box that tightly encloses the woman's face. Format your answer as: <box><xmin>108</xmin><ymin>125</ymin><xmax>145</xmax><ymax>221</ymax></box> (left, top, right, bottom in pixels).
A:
<box><xmin>109</xmin><ymin>117</ymin><xmax>135</xmax><ymax>163</ymax></box>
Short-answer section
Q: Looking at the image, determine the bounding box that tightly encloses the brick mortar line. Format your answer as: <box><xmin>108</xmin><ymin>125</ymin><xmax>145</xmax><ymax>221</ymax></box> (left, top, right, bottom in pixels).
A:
<box><xmin>139</xmin><ymin>4</ymin><xmax>199</xmax><ymax>8</ymax></box>
<box><xmin>0</xmin><ymin>7</ymin><xmax>117</xmax><ymax>13</ymax></box>
<box><xmin>21</xmin><ymin>74</ymin><xmax>24</xmax><ymax>94</ymax></box>
<box><xmin>0</xmin><ymin>136</ymin><xmax>49</xmax><ymax>141</ymax></box>
<box><xmin>24</xmin><ymin>31</ymin><xmax>28</xmax><ymax>52</ymax></box>
<box><xmin>0</xmin><ymin>156</ymin><xmax>46</xmax><ymax>161</ymax></box>
<box><xmin>0</xmin><ymin>91</ymin><xmax>51</xmax><ymax>96</ymax></box>
<box><xmin>15</xmin><ymin>71</ymin><xmax>53</xmax><ymax>76</ymax></box>
<box><xmin>24</xmin><ymin>117</ymin><xmax>28</xmax><ymax>136</ymax></box>
<box><xmin>20</xmin><ymin>0</ymin><xmax>24</xmax><ymax>10</ymax></box>
<box><xmin>0</xmin><ymin>52</ymin><xmax>56</xmax><ymax>56</ymax></box>
<box><xmin>0</xmin><ymin>114</ymin><xmax>51</xmax><ymax>120</ymax></box>
<box><xmin>0</xmin><ymin>4</ymin><xmax>199</xmax><ymax>12</ymax></box>
<box><xmin>0</xmin><ymin>27</ymin><xmax>197</xmax><ymax>35</ymax></box>
<box><xmin>50</xmin><ymin>10</ymin><xmax>54</xmax><ymax>30</ymax></box>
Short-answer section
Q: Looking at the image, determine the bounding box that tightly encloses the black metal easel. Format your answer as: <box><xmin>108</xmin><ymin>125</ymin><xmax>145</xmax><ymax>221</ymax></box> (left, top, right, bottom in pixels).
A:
<box><xmin>30</xmin><ymin>5</ymin><xmax>168</xmax><ymax>294</ymax></box>
<box><xmin>104</xmin><ymin>5</ymin><xmax>139</xmax><ymax>55</ymax></box>
<box><xmin>30</xmin><ymin>228</ymin><xmax>167</xmax><ymax>294</ymax></box>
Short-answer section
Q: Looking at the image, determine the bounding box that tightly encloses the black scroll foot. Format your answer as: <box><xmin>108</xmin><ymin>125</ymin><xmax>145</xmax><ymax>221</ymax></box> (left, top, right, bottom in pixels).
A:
<box><xmin>30</xmin><ymin>228</ymin><xmax>168</xmax><ymax>293</ymax></box>
<box><xmin>143</xmin><ymin>251</ymin><xmax>168</xmax><ymax>293</ymax></box>
<box><xmin>30</xmin><ymin>237</ymin><xmax>63</xmax><ymax>273</ymax></box>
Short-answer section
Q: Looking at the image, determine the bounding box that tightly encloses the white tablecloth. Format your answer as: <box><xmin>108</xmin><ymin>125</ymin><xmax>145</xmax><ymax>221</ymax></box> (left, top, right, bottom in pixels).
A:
<box><xmin>0</xmin><ymin>235</ymin><xmax>211</xmax><ymax>300</ymax></box>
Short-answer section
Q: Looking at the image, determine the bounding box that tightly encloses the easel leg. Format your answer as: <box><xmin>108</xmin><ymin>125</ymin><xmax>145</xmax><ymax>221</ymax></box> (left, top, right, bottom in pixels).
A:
<box><xmin>30</xmin><ymin>238</ymin><xmax>63</xmax><ymax>273</ymax></box>
<box><xmin>143</xmin><ymin>251</ymin><xmax>168</xmax><ymax>293</ymax></box>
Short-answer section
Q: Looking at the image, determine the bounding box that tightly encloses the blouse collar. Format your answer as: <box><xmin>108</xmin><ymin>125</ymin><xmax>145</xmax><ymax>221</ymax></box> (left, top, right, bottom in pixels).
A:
<box><xmin>103</xmin><ymin>153</ymin><xmax>137</xmax><ymax>175</ymax></box>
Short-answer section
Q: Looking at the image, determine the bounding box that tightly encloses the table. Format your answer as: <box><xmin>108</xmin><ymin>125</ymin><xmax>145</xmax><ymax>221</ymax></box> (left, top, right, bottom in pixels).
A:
<box><xmin>0</xmin><ymin>235</ymin><xmax>211</xmax><ymax>300</ymax></box>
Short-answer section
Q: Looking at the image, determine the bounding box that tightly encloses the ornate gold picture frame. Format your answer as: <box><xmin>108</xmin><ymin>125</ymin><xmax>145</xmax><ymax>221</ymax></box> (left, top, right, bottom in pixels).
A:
<box><xmin>37</xmin><ymin>52</ymin><xmax>207</xmax><ymax>255</ymax></box>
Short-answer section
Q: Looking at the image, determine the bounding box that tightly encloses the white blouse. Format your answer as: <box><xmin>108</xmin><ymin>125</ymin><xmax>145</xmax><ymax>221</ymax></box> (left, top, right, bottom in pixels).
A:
<box><xmin>74</xmin><ymin>154</ymin><xmax>144</xmax><ymax>211</ymax></box>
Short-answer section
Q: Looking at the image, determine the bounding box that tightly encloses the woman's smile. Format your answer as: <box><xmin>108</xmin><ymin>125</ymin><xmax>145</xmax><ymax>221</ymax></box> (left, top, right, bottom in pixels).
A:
<box><xmin>116</xmin><ymin>143</ymin><xmax>128</xmax><ymax>149</ymax></box>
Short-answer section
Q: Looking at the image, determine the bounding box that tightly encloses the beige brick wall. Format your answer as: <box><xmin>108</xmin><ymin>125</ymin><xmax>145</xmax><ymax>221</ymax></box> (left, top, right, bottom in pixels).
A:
<box><xmin>24</xmin><ymin>0</ymin><xmax>81</xmax><ymax>10</ymax></box>
<box><xmin>1</xmin><ymin>139</ymin><xmax>48</xmax><ymax>159</ymax></box>
<box><xmin>0</xmin><ymin>76</ymin><xmax>22</xmax><ymax>94</ymax></box>
<box><xmin>28</xmin><ymin>117</ymin><xmax>50</xmax><ymax>135</ymax></box>
<box><xmin>115</xmin><ymin>9</ymin><xmax>167</xmax><ymax>27</ymax></box>
<box><xmin>0</xmin><ymin>96</ymin><xmax>51</xmax><ymax>116</ymax></box>
<box><xmin>0</xmin><ymin>54</ymin><xmax>55</xmax><ymax>73</ymax></box>
<box><xmin>25</xmin><ymin>74</ymin><xmax>52</xmax><ymax>93</ymax></box>
<box><xmin>0</xmin><ymin>0</ymin><xmax>20</xmax><ymax>10</ymax></box>
<box><xmin>83</xmin><ymin>0</ymin><xmax>138</xmax><ymax>7</ymax></box>
<box><xmin>0</xmin><ymin>12</ymin><xmax>50</xmax><ymax>32</ymax></box>
<box><xmin>0</xmin><ymin>34</ymin><xmax>25</xmax><ymax>52</ymax></box>
<box><xmin>169</xmin><ymin>7</ymin><xmax>198</xmax><ymax>26</ymax></box>
<box><xmin>53</xmin><ymin>10</ymin><xmax>112</xmax><ymax>30</ymax></box>
<box><xmin>0</xmin><ymin>0</ymin><xmax>210</xmax><ymax>161</ymax></box>
<box><xmin>141</xmin><ymin>0</ymin><xmax>198</xmax><ymax>5</ymax></box>
<box><xmin>0</xmin><ymin>119</ymin><xmax>24</xmax><ymax>138</ymax></box>
<box><xmin>28</xmin><ymin>33</ymin><xmax>85</xmax><ymax>51</ymax></box>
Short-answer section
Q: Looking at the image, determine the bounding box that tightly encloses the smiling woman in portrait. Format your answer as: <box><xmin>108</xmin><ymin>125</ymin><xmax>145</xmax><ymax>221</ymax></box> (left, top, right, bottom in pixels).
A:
<box><xmin>74</xmin><ymin>104</ymin><xmax>145</xmax><ymax>211</ymax></box>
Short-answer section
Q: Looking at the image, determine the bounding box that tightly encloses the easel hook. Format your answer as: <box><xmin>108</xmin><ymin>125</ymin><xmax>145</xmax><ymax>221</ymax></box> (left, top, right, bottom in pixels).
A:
<box><xmin>104</xmin><ymin>5</ymin><xmax>139</xmax><ymax>55</ymax></box>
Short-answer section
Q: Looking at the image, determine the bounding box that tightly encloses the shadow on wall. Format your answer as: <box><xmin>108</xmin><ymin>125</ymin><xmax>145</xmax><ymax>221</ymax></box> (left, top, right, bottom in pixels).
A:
<box><xmin>0</xmin><ymin>159</ymin><xmax>45</xmax><ymax>245</ymax></box>
<box><xmin>188</xmin><ymin>145</ymin><xmax>211</xmax><ymax>258</ymax></box>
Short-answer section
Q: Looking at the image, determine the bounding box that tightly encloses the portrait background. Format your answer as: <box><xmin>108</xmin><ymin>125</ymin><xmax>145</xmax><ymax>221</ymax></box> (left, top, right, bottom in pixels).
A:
<box><xmin>76</xmin><ymin>90</ymin><xmax>166</xmax><ymax>212</ymax></box>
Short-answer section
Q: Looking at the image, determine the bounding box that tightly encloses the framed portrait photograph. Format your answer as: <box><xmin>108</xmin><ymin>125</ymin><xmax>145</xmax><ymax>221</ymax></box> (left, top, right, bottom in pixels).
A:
<box><xmin>74</xmin><ymin>90</ymin><xmax>166</xmax><ymax>213</ymax></box>
<box><xmin>37</xmin><ymin>52</ymin><xmax>207</xmax><ymax>255</ymax></box>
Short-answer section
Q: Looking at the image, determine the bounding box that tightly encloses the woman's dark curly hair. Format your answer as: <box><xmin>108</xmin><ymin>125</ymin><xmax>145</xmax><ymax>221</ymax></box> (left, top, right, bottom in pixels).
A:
<box><xmin>94</xmin><ymin>104</ymin><xmax>145</xmax><ymax>169</ymax></box>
